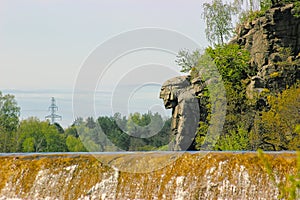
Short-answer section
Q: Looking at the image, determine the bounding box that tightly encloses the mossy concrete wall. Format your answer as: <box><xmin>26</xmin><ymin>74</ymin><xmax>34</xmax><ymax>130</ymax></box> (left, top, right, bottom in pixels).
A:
<box><xmin>0</xmin><ymin>152</ymin><xmax>297</xmax><ymax>199</ymax></box>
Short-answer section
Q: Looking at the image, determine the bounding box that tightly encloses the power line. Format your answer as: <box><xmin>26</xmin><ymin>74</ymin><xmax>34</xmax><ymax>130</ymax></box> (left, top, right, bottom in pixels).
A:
<box><xmin>45</xmin><ymin>97</ymin><xmax>62</xmax><ymax>124</ymax></box>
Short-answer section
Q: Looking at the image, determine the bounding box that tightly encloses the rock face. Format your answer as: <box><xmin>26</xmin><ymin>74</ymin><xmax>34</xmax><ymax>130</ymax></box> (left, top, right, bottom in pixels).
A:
<box><xmin>161</xmin><ymin>4</ymin><xmax>300</xmax><ymax>147</ymax></box>
<box><xmin>159</xmin><ymin>76</ymin><xmax>200</xmax><ymax>150</ymax></box>
<box><xmin>0</xmin><ymin>152</ymin><xmax>298</xmax><ymax>200</ymax></box>
<box><xmin>232</xmin><ymin>3</ymin><xmax>300</xmax><ymax>95</ymax></box>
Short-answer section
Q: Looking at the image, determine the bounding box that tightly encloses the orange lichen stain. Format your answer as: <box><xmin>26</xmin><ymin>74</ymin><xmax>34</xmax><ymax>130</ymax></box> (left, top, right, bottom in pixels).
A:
<box><xmin>0</xmin><ymin>152</ymin><xmax>298</xmax><ymax>199</ymax></box>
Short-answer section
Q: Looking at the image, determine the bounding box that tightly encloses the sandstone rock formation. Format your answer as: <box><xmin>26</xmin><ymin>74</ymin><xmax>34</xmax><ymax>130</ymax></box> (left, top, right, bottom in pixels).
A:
<box><xmin>231</xmin><ymin>3</ymin><xmax>300</xmax><ymax>96</ymax></box>
<box><xmin>160</xmin><ymin>4</ymin><xmax>299</xmax><ymax>151</ymax></box>
<box><xmin>160</xmin><ymin>76</ymin><xmax>201</xmax><ymax>150</ymax></box>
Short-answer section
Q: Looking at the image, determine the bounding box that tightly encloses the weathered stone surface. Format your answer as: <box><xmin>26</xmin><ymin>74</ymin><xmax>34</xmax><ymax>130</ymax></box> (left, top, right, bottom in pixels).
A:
<box><xmin>160</xmin><ymin>76</ymin><xmax>200</xmax><ymax>150</ymax></box>
<box><xmin>231</xmin><ymin>3</ymin><xmax>300</xmax><ymax>97</ymax></box>
<box><xmin>0</xmin><ymin>152</ymin><xmax>298</xmax><ymax>200</ymax></box>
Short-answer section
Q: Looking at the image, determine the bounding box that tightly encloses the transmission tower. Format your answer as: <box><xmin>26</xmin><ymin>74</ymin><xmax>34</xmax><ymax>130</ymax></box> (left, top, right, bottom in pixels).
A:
<box><xmin>45</xmin><ymin>97</ymin><xmax>62</xmax><ymax>124</ymax></box>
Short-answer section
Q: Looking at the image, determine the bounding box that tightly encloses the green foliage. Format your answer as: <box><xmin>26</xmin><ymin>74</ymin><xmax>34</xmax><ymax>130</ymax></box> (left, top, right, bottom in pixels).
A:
<box><xmin>85</xmin><ymin>117</ymin><xmax>96</xmax><ymax>129</ymax></box>
<box><xmin>238</xmin><ymin>0</ymin><xmax>300</xmax><ymax>25</ymax></box>
<box><xmin>260</xmin><ymin>0</ymin><xmax>272</xmax><ymax>12</ymax></box>
<box><xmin>156</xmin><ymin>144</ymin><xmax>169</xmax><ymax>151</ymax></box>
<box><xmin>17</xmin><ymin>117</ymin><xmax>67</xmax><ymax>152</ymax></box>
<box><xmin>206</xmin><ymin>44</ymin><xmax>252</xmax><ymax>86</ymax></box>
<box><xmin>54</xmin><ymin>122</ymin><xmax>64</xmax><ymax>133</ymax></box>
<box><xmin>239</xmin><ymin>10</ymin><xmax>266</xmax><ymax>24</ymax></box>
<box><xmin>190</xmin><ymin>44</ymin><xmax>253</xmax><ymax>150</ymax></box>
<box><xmin>185</xmin><ymin>0</ymin><xmax>299</xmax><ymax>151</ymax></box>
<box><xmin>176</xmin><ymin>49</ymin><xmax>202</xmax><ymax>73</ymax></box>
<box><xmin>127</xmin><ymin>112</ymin><xmax>163</xmax><ymax>138</ymax></box>
<box><xmin>202</xmin><ymin>0</ymin><xmax>238</xmax><ymax>46</ymax></box>
<box><xmin>195</xmin><ymin>121</ymin><xmax>209</xmax><ymax>150</ymax></box>
<box><xmin>0</xmin><ymin>93</ymin><xmax>20</xmax><ymax>152</ymax></box>
<box><xmin>22</xmin><ymin>137</ymin><xmax>35</xmax><ymax>152</ymax></box>
<box><xmin>292</xmin><ymin>1</ymin><xmax>300</xmax><ymax>18</ymax></box>
<box><xmin>70</xmin><ymin>113</ymin><xmax>166</xmax><ymax>152</ymax></box>
<box><xmin>176</xmin><ymin>39</ymin><xmax>252</xmax><ymax>88</ymax></box>
<box><xmin>146</xmin><ymin>117</ymin><xmax>172</xmax><ymax>149</ymax></box>
<box><xmin>0</xmin><ymin>128</ymin><xmax>11</xmax><ymax>153</ymax></box>
<box><xmin>125</xmin><ymin>112</ymin><xmax>171</xmax><ymax>151</ymax></box>
<box><xmin>72</xmin><ymin>112</ymin><xmax>172</xmax><ymax>152</ymax></box>
<box><xmin>234</xmin><ymin>0</ymin><xmax>265</xmax><ymax>24</ymax></box>
<box><xmin>277</xmin><ymin>47</ymin><xmax>292</xmax><ymax>62</ymax></box>
<box><xmin>198</xmin><ymin>80</ymin><xmax>227</xmax><ymax>150</ymax></box>
<box><xmin>215</xmin><ymin>126</ymin><xmax>250</xmax><ymax>150</ymax></box>
<box><xmin>66</xmin><ymin>135</ymin><xmax>87</xmax><ymax>152</ymax></box>
<box><xmin>75</xmin><ymin>125</ymin><xmax>107</xmax><ymax>152</ymax></box>
<box><xmin>275</xmin><ymin>47</ymin><xmax>300</xmax><ymax>69</ymax></box>
<box><xmin>253</xmin><ymin>86</ymin><xmax>300</xmax><ymax>150</ymax></box>
<box><xmin>64</xmin><ymin>126</ymin><xmax>79</xmax><ymax>138</ymax></box>
<box><xmin>98</xmin><ymin>115</ymin><xmax>130</xmax><ymax>151</ymax></box>
<box><xmin>0</xmin><ymin>92</ymin><xmax>20</xmax><ymax>132</ymax></box>
<box><xmin>258</xmin><ymin>150</ymin><xmax>300</xmax><ymax>200</ymax></box>
<box><xmin>206</xmin><ymin>44</ymin><xmax>252</xmax><ymax>141</ymax></box>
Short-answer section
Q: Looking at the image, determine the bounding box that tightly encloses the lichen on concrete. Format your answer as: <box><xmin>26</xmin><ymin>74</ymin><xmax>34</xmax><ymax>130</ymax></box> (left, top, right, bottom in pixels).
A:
<box><xmin>0</xmin><ymin>152</ymin><xmax>298</xmax><ymax>200</ymax></box>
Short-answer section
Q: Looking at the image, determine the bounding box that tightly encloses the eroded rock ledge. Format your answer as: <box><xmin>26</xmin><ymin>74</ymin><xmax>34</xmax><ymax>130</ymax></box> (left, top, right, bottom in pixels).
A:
<box><xmin>232</xmin><ymin>3</ymin><xmax>300</xmax><ymax>95</ymax></box>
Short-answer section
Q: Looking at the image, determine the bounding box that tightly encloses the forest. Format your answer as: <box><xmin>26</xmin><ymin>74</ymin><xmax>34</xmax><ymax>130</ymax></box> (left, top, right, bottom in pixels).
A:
<box><xmin>0</xmin><ymin>93</ymin><xmax>172</xmax><ymax>153</ymax></box>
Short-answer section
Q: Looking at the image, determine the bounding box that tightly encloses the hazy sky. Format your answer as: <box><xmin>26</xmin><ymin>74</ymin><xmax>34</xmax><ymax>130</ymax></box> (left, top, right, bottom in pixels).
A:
<box><xmin>0</xmin><ymin>0</ymin><xmax>209</xmax><ymax>126</ymax></box>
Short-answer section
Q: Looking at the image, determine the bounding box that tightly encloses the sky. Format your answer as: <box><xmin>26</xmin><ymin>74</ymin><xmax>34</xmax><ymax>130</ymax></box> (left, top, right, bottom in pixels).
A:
<box><xmin>0</xmin><ymin>0</ymin><xmax>210</xmax><ymax>127</ymax></box>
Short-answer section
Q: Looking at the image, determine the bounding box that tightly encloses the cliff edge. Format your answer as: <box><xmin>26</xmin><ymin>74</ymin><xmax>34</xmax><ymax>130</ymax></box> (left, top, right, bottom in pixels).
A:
<box><xmin>161</xmin><ymin>3</ymin><xmax>300</xmax><ymax>151</ymax></box>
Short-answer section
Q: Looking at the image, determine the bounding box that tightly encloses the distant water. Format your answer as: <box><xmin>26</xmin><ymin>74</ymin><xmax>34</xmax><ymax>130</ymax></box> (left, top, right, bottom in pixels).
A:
<box><xmin>3</xmin><ymin>87</ymin><xmax>171</xmax><ymax>128</ymax></box>
<box><xmin>3</xmin><ymin>89</ymin><xmax>74</xmax><ymax>127</ymax></box>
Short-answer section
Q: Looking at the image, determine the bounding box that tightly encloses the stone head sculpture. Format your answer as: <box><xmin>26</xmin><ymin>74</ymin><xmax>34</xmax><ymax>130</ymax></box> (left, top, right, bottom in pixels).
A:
<box><xmin>159</xmin><ymin>75</ymin><xmax>200</xmax><ymax>150</ymax></box>
<box><xmin>159</xmin><ymin>76</ymin><xmax>191</xmax><ymax>109</ymax></box>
